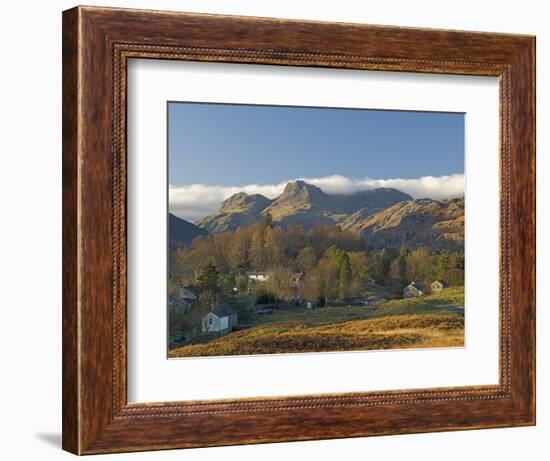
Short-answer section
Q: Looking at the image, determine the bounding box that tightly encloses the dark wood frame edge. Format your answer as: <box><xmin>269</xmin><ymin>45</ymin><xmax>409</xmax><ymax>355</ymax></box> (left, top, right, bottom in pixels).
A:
<box><xmin>62</xmin><ymin>6</ymin><xmax>535</xmax><ymax>455</ymax></box>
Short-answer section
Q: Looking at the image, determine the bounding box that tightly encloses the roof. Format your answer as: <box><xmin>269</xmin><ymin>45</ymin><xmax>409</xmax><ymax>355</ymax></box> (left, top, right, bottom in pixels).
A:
<box><xmin>182</xmin><ymin>285</ymin><xmax>197</xmax><ymax>296</ymax></box>
<box><xmin>211</xmin><ymin>304</ymin><xmax>238</xmax><ymax>318</ymax></box>
<box><xmin>431</xmin><ymin>280</ymin><xmax>449</xmax><ymax>287</ymax></box>
<box><xmin>406</xmin><ymin>282</ymin><xmax>424</xmax><ymax>291</ymax></box>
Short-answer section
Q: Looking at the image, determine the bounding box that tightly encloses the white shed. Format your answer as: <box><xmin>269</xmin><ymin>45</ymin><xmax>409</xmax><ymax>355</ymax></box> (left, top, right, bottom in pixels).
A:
<box><xmin>201</xmin><ymin>304</ymin><xmax>238</xmax><ymax>334</ymax></box>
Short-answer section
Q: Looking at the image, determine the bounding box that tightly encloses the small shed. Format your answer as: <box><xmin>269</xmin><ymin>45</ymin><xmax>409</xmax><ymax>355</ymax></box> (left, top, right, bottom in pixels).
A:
<box><xmin>431</xmin><ymin>280</ymin><xmax>449</xmax><ymax>293</ymax></box>
<box><xmin>403</xmin><ymin>281</ymin><xmax>424</xmax><ymax>298</ymax></box>
<box><xmin>201</xmin><ymin>304</ymin><xmax>238</xmax><ymax>334</ymax></box>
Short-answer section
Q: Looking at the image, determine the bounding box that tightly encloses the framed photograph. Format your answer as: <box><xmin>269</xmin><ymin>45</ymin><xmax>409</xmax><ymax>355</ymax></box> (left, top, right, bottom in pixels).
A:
<box><xmin>62</xmin><ymin>6</ymin><xmax>535</xmax><ymax>455</ymax></box>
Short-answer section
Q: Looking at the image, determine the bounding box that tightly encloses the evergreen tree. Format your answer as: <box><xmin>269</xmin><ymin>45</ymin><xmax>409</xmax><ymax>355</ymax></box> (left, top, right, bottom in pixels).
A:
<box><xmin>372</xmin><ymin>249</ymin><xmax>391</xmax><ymax>285</ymax></box>
<box><xmin>331</xmin><ymin>247</ymin><xmax>353</xmax><ymax>300</ymax></box>
<box><xmin>436</xmin><ymin>250</ymin><xmax>450</xmax><ymax>280</ymax></box>
<box><xmin>196</xmin><ymin>261</ymin><xmax>220</xmax><ymax>309</ymax></box>
<box><xmin>398</xmin><ymin>244</ymin><xmax>409</xmax><ymax>286</ymax></box>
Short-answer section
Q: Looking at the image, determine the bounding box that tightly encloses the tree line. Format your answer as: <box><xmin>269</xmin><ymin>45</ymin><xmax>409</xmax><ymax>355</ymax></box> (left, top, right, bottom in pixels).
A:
<box><xmin>169</xmin><ymin>220</ymin><xmax>464</xmax><ymax>309</ymax></box>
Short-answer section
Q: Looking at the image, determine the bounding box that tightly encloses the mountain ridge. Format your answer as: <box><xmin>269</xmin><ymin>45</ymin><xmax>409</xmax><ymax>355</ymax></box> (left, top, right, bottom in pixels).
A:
<box><xmin>185</xmin><ymin>180</ymin><xmax>464</xmax><ymax>250</ymax></box>
<box><xmin>196</xmin><ymin>180</ymin><xmax>413</xmax><ymax>233</ymax></box>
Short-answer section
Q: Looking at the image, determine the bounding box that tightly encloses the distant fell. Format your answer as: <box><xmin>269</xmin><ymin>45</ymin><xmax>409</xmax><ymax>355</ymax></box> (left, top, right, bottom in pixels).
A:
<box><xmin>168</xmin><ymin>213</ymin><xmax>209</xmax><ymax>247</ymax></box>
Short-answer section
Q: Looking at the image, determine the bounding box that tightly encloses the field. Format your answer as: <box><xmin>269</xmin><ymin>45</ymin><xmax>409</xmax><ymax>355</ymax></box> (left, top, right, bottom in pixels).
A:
<box><xmin>168</xmin><ymin>287</ymin><xmax>464</xmax><ymax>357</ymax></box>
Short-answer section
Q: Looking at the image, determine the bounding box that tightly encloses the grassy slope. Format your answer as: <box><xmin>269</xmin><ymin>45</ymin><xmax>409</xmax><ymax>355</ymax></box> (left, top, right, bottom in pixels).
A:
<box><xmin>169</xmin><ymin>287</ymin><xmax>464</xmax><ymax>358</ymax></box>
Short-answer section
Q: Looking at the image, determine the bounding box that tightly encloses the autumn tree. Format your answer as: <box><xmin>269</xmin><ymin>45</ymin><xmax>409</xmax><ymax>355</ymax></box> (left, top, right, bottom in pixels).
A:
<box><xmin>227</xmin><ymin>228</ymin><xmax>249</xmax><ymax>272</ymax></box>
<box><xmin>406</xmin><ymin>247</ymin><xmax>437</xmax><ymax>287</ymax></box>
<box><xmin>249</xmin><ymin>226</ymin><xmax>267</xmax><ymax>270</ymax></box>
<box><xmin>264</xmin><ymin>227</ymin><xmax>285</xmax><ymax>268</ymax></box>
<box><xmin>302</xmin><ymin>253</ymin><xmax>339</xmax><ymax>306</ymax></box>
<box><xmin>296</xmin><ymin>246</ymin><xmax>317</xmax><ymax>272</ymax></box>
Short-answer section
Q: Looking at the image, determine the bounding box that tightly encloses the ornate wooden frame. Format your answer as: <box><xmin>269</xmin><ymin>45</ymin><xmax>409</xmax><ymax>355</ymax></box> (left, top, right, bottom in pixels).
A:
<box><xmin>62</xmin><ymin>5</ymin><xmax>535</xmax><ymax>455</ymax></box>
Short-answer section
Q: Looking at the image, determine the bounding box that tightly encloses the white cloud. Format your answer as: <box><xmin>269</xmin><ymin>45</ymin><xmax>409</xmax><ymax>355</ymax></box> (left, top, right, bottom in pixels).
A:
<box><xmin>169</xmin><ymin>174</ymin><xmax>464</xmax><ymax>222</ymax></box>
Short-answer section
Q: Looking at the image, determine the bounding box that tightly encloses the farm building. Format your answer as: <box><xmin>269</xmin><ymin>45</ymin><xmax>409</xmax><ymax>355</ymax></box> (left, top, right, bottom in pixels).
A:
<box><xmin>201</xmin><ymin>304</ymin><xmax>238</xmax><ymax>334</ymax></box>
<box><xmin>431</xmin><ymin>280</ymin><xmax>449</xmax><ymax>293</ymax></box>
<box><xmin>403</xmin><ymin>281</ymin><xmax>424</xmax><ymax>298</ymax></box>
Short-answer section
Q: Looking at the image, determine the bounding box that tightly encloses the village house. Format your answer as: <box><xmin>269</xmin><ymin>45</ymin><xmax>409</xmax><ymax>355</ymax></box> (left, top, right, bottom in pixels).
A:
<box><xmin>403</xmin><ymin>281</ymin><xmax>424</xmax><ymax>298</ymax></box>
<box><xmin>169</xmin><ymin>285</ymin><xmax>198</xmax><ymax>313</ymax></box>
<box><xmin>431</xmin><ymin>279</ymin><xmax>449</xmax><ymax>293</ymax></box>
<box><xmin>247</xmin><ymin>271</ymin><xmax>272</xmax><ymax>283</ymax></box>
<box><xmin>201</xmin><ymin>304</ymin><xmax>238</xmax><ymax>335</ymax></box>
<box><xmin>177</xmin><ymin>285</ymin><xmax>197</xmax><ymax>302</ymax></box>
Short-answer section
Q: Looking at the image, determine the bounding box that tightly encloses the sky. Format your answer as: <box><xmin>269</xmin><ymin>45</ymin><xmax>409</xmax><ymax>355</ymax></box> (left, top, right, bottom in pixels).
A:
<box><xmin>168</xmin><ymin>102</ymin><xmax>464</xmax><ymax>222</ymax></box>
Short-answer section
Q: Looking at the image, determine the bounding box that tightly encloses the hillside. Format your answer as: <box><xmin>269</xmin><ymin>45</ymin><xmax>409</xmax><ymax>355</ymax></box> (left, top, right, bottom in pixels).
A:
<box><xmin>168</xmin><ymin>213</ymin><xmax>208</xmax><ymax>248</ymax></box>
<box><xmin>169</xmin><ymin>313</ymin><xmax>464</xmax><ymax>357</ymax></box>
<box><xmin>169</xmin><ymin>287</ymin><xmax>464</xmax><ymax>357</ymax></box>
<box><xmin>341</xmin><ymin>197</ymin><xmax>464</xmax><ymax>249</ymax></box>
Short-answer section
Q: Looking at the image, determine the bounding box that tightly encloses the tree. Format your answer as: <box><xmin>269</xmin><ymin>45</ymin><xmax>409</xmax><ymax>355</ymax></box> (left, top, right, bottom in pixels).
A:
<box><xmin>406</xmin><ymin>247</ymin><xmax>437</xmax><ymax>287</ymax></box>
<box><xmin>225</xmin><ymin>273</ymin><xmax>237</xmax><ymax>291</ymax></box>
<box><xmin>331</xmin><ymin>247</ymin><xmax>352</xmax><ymax>300</ymax></box>
<box><xmin>299</xmin><ymin>254</ymin><xmax>338</xmax><ymax>306</ymax></box>
<box><xmin>264</xmin><ymin>227</ymin><xmax>285</xmax><ymax>268</ymax></box>
<box><xmin>263</xmin><ymin>211</ymin><xmax>273</xmax><ymax>228</ymax></box>
<box><xmin>227</xmin><ymin>228</ymin><xmax>249</xmax><ymax>272</ymax></box>
<box><xmin>444</xmin><ymin>252</ymin><xmax>465</xmax><ymax>286</ymax></box>
<box><xmin>435</xmin><ymin>250</ymin><xmax>450</xmax><ymax>280</ymax></box>
<box><xmin>196</xmin><ymin>261</ymin><xmax>220</xmax><ymax>309</ymax></box>
<box><xmin>386</xmin><ymin>244</ymin><xmax>409</xmax><ymax>291</ymax></box>
<box><xmin>349</xmin><ymin>251</ymin><xmax>370</xmax><ymax>296</ymax></box>
<box><xmin>372</xmin><ymin>249</ymin><xmax>391</xmax><ymax>285</ymax></box>
<box><xmin>296</xmin><ymin>246</ymin><xmax>317</xmax><ymax>272</ymax></box>
<box><xmin>249</xmin><ymin>226</ymin><xmax>267</xmax><ymax>270</ymax></box>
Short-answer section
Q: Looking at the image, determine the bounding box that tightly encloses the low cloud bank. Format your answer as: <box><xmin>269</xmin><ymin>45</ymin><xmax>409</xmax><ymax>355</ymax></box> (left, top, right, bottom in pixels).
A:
<box><xmin>169</xmin><ymin>174</ymin><xmax>464</xmax><ymax>222</ymax></box>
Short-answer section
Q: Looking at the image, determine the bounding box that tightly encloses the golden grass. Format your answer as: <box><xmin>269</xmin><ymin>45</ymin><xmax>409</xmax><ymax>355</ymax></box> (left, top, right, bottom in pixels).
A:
<box><xmin>169</xmin><ymin>312</ymin><xmax>464</xmax><ymax>358</ymax></box>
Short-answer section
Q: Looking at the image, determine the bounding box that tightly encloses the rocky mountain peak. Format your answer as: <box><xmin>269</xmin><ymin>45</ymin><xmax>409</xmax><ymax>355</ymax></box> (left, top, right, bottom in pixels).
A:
<box><xmin>220</xmin><ymin>192</ymin><xmax>272</xmax><ymax>214</ymax></box>
<box><xmin>279</xmin><ymin>180</ymin><xmax>325</xmax><ymax>203</ymax></box>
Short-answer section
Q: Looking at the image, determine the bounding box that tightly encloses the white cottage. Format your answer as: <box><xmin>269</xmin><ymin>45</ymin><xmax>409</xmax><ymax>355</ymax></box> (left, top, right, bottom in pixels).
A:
<box><xmin>201</xmin><ymin>304</ymin><xmax>238</xmax><ymax>334</ymax></box>
<box><xmin>431</xmin><ymin>279</ymin><xmax>449</xmax><ymax>293</ymax></box>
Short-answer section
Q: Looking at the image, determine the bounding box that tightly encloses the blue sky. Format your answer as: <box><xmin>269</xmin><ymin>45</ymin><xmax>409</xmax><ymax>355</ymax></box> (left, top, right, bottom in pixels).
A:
<box><xmin>167</xmin><ymin>102</ymin><xmax>464</xmax><ymax>221</ymax></box>
<box><xmin>168</xmin><ymin>102</ymin><xmax>464</xmax><ymax>185</ymax></box>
